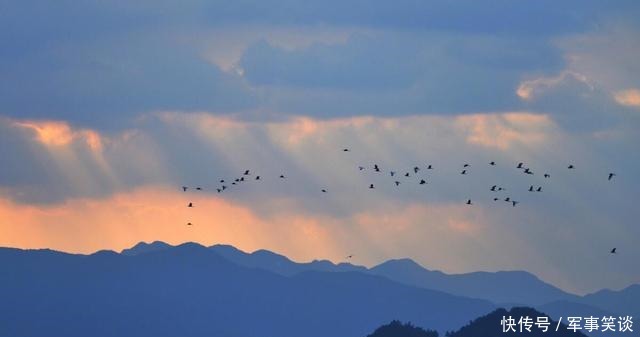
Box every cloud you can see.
[614,89,640,107]
[455,113,556,150]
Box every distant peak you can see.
[374,258,427,270]
[121,241,172,256]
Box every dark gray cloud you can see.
[1,0,639,130]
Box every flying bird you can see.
[529,185,534,192]
[504,197,511,202]
[493,197,499,201]
[568,165,574,169]
[404,172,410,177]
[187,222,193,226]
[182,186,188,192]
[490,161,496,166]
[524,168,533,175]
[346,255,354,259]
[536,186,542,192]
[220,179,225,183]
[188,202,193,208]
[321,189,327,193]
[466,199,472,205]
[374,164,380,172]
[610,248,617,254]
[280,174,286,178]
[544,174,550,178]
[216,188,221,193]
[517,162,524,169]
[358,166,365,171]
[608,173,616,181]
[395,181,400,186]
[414,166,420,173]
[222,185,227,190]
[244,170,250,175]
[427,165,433,170]
[343,148,350,152]
[463,163,470,168]
[255,176,260,180]
[490,185,497,191]
[461,170,467,175]
[419,179,426,185]
[390,171,396,177]
[196,187,202,191]
[369,184,375,189]
[512,201,519,207]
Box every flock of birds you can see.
[181,148,620,255]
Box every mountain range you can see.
[0,241,636,337]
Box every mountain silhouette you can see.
[0,243,495,337]
[366,320,439,337]
[120,241,575,305]
[210,244,367,276]
[121,240,172,256]
[369,258,575,305]
[577,284,640,320]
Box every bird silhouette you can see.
[529,185,534,192]
[343,148,350,152]
[280,174,286,178]
[358,166,365,171]
[463,163,470,168]
[216,188,221,193]
[544,174,550,178]
[346,255,354,259]
[536,186,542,192]
[466,199,472,205]
[493,197,499,201]
[419,179,426,185]
[490,161,496,166]
[222,185,227,190]
[427,165,433,170]
[512,200,519,207]
[568,165,574,169]
[255,176,260,180]
[321,189,327,193]
[524,168,533,175]
[196,187,202,191]
[461,170,467,175]
[517,162,524,169]
[220,179,225,183]
[610,248,617,254]
[244,170,250,175]
[369,184,375,189]
[491,185,497,191]
[188,202,193,208]
[414,166,420,173]
[187,222,193,226]
[404,172,410,177]
[374,164,380,172]
[608,173,616,181]
[504,197,511,202]
[182,186,188,192]
[390,171,396,176]
[240,177,245,182]
[394,181,400,186]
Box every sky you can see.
[1,0,639,295]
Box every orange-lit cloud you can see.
[14,120,104,151]
[455,112,555,150]
[0,186,344,261]
[516,71,592,101]
[613,89,640,107]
